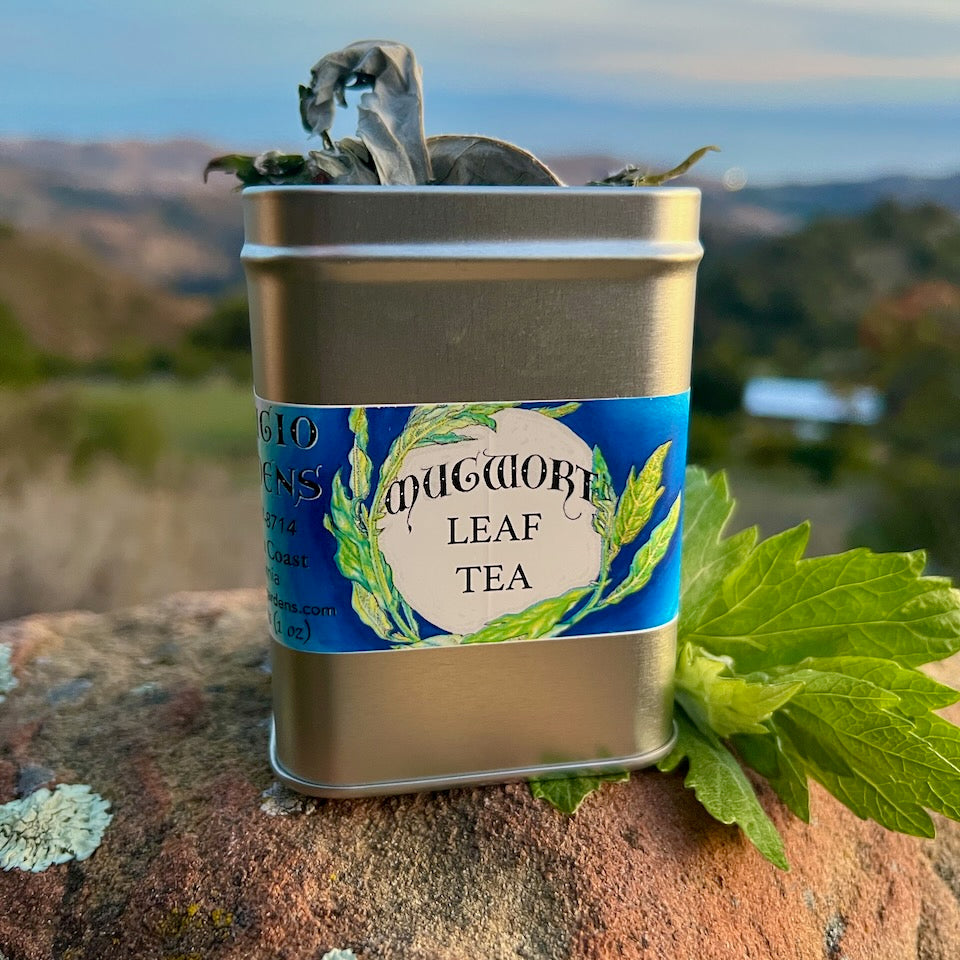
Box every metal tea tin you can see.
[242,185,702,797]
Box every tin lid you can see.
[242,184,701,253]
[243,185,701,404]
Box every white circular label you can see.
[379,408,602,635]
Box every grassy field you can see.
[0,378,263,619]
[0,378,869,619]
[77,377,255,459]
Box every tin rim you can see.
[242,183,701,197]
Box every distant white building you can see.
[743,377,883,441]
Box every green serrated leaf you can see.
[351,582,393,640]
[684,523,960,672]
[767,656,960,716]
[675,643,802,738]
[605,492,682,606]
[769,667,960,836]
[613,441,670,548]
[658,711,789,870]
[461,586,591,644]
[529,768,629,814]
[679,467,757,636]
[732,730,810,822]
[674,467,960,851]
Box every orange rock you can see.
[1,589,959,959]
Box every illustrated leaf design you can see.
[531,402,581,419]
[461,586,592,645]
[412,633,464,647]
[457,410,498,430]
[415,432,473,446]
[604,492,682,606]
[351,582,394,640]
[613,441,670,548]
[590,445,616,539]
[324,459,398,638]
[331,400,680,652]
[323,509,369,585]
[347,407,372,502]
[348,406,368,447]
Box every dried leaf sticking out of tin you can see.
[299,39,432,185]
[206,41,610,188]
[589,145,721,187]
[206,40,717,187]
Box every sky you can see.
[2,0,959,184]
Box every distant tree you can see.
[696,201,960,379]
[0,300,41,386]
[187,296,250,354]
[175,295,251,381]
[854,286,960,575]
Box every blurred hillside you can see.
[3,138,960,297]
[0,140,243,296]
[0,222,207,361]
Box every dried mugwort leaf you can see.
[427,135,562,186]
[590,146,720,186]
[299,39,432,185]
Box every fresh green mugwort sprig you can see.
[532,467,960,871]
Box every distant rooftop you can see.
[743,377,883,425]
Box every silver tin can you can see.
[242,185,701,797]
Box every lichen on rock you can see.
[0,643,16,702]
[259,780,317,817]
[0,783,112,872]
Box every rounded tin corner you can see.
[268,716,678,799]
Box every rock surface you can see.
[1,589,960,959]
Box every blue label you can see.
[258,395,688,652]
